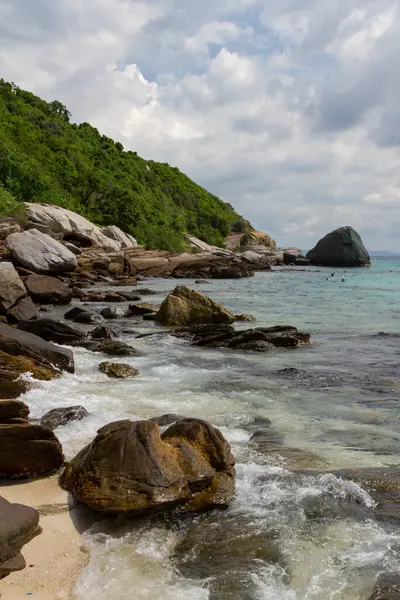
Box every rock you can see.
[142,312,157,321]
[100,306,123,319]
[0,381,31,400]
[235,314,256,322]
[0,216,20,241]
[61,418,235,514]
[0,400,29,423]
[0,262,37,322]
[89,325,114,339]
[0,322,74,374]
[24,203,129,251]
[101,225,138,249]
[128,302,160,316]
[40,406,89,431]
[64,241,82,255]
[149,414,183,427]
[210,265,255,279]
[104,291,126,302]
[24,274,72,304]
[108,262,124,277]
[98,362,139,378]
[135,288,158,295]
[155,286,235,326]
[81,339,141,357]
[225,231,276,252]
[64,306,102,324]
[172,323,235,341]
[17,319,84,346]
[116,291,141,301]
[191,324,310,352]
[0,496,41,579]
[306,226,371,267]
[0,350,61,390]
[114,277,138,286]
[0,421,64,478]
[194,279,210,284]
[5,229,77,274]
[369,572,400,600]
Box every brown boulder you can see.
[0,400,29,423]
[61,418,235,514]
[155,286,235,326]
[0,420,64,478]
[99,362,139,378]
[24,274,72,304]
[128,302,160,316]
[0,496,41,579]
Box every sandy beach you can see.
[0,475,90,600]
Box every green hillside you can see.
[0,79,249,251]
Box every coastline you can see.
[0,476,90,600]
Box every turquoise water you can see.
[21,259,400,600]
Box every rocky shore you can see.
[0,205,387,598]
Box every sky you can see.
[0,0,399,251]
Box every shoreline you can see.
[0,476,91,600]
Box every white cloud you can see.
[0,0,399,250]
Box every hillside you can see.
[0,79,249,251]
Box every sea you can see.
[22,258,400,600]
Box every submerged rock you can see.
[0,496,42,579]
[98,362,139,379]
[81,339,141,357]
[62,418,235,514]
[306,226,371,267]
[155,285,235,326]
[40,406,89,431]
[89,325,114,339]
[369,572,400,600]
[100,306,124,319]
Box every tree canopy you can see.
[0,79,250,251]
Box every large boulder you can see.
[25,203,136,251]
[0,400,29,423]
[0,423,64,478]
[0,496,42,579]
[0,350,58,384]
[24,274,72,304]
[5,229,77,274]
[61,418,235,514]
[0,262,37,322]
[155,286,235,326]
[17,319,84,346]
[0,322,74,374]
[0,217,20,241]
[306,226,371,267]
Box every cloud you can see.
[0,0,399,250]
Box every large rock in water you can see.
[62,418,235,514]
[0,322,74,374]
[0,262,37,322]
[5,229,77,274]
[155,286,235,326]
[0,496,42,579]
[17,318,84,346]
[24,274,72,304]
[306,226,371,267]
[24,203,136,251]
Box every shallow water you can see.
[20,259,400,599]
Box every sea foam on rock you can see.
[62,417,235,514]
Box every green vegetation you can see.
[0,79,249,251]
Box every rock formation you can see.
[0,262,37,322]
[306,226,371,267]
[155,286,235,326]
[24,274,72,304]
[5,228,77,274]
[62,418,235,514]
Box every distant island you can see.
[369,250,400,257]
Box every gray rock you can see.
[0,217,20,241]
[0,262,37,322]
[64,241,82,255]
[102,225,137,249]
[5,229,77,274]
[306,226,371,267]
[64,306,102,324]
[17,318,84,345]
[100,306,123,319]
[40,406,88,430]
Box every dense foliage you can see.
[0,79,249,250]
